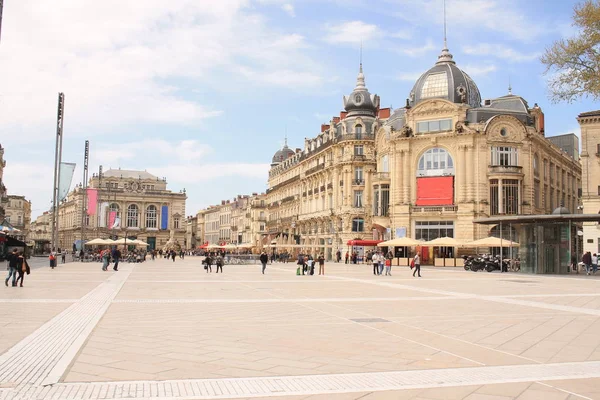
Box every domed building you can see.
[266,63,390,257]
[271,140,296,167]
[371,43,581,268]
[264,41,581,272]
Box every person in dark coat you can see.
[15,252,28,287]
[260,251,269,274]
[112,248,121,271]
[582,251,593,275]
[5,249,18,287]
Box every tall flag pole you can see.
[0,0,4,44]
[51,93,65,251]
[80,140,89,245]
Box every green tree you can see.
[541,0,600,103]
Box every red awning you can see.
[347,240,383,247]
[198,244,209,249]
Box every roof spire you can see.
[508,76,512,95]
[436,0,455,65]
[355,42,366,90]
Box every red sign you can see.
[416,176,454,206]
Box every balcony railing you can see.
[411,205,458,213]
[351,154,367,162]
[305,163,325,176]
[337,133,375,142]
[353,179,365,185]
[374,172,390,181]
[488,165,523,175]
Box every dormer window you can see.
[356,125,363,134]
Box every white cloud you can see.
[396,72,423,81]
[384,0,547,42]
[395,39,437,57]
[282,4,295,17]
[462,64,498,77]
[0,0,326,139]
[462,44,540,63]
[324,21,382,45]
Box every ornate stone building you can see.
[578,110,600,254]
[30,211,52,253]
[266,43,582,261]
[267,65,391,259]
[4,195,31,241]
[57,169,187,251]
[194,193,267,250]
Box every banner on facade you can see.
[99,202,109,227]
[58,162,76,202]
[86,189,98,215]
[110,214,120,229]
[161,206,168,230]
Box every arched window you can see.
[146,205,157,228]
[417,148,454,177]
[109,203,120,218]
[381,155,389,172]
[533,154,539,177]
[355,125,363,134]
[352,218,364,232]
[127,204,138,228]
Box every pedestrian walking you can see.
[260,251,268,274]
[583,251,592,275]
[378,252,384,275]
[215,254,223,273]
[61,251,66,264]
[592,253,598,274]
[336,250,341,263]
[318,253,325,275]
[101,249,111,271]
[372,252,379,275]
[171,250,176,262]
[15,252,29,287]
[5,249,18,287]
[385,251,393,276]
[412,253,421,278]
[204,254,212,273]
[112,248,121,271]
[49,250,57,269]
[345,251,349,264]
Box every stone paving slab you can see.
[28,361,600,399]
[2,259,600,399]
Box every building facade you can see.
[4,195,31,241]
[57,169,187,251]
[578,110,600,254]
[194,193,267,250]
[30,211,52,253]
[267,66,391,259]
[266,44,582,261]
[547,133,579,161]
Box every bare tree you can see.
[541,0,600,103]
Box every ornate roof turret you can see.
[343,63,380,117]
[271,138,295,166]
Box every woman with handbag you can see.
[16,252,28,287]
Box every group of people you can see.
[370,251,394,276]
[101,248,122,271]
[5,249,30,287]
[581,251,598,275]
[293,253,325,275]
[202,252,224,273]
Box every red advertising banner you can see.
[86,189,98,215]
[416,176,454,206]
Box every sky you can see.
[0,0,597,219]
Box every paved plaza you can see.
[1,258,600,399]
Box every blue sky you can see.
[0,0,595,219]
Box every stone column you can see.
[396,151,404,205]
[498,179,503,214]
[459,146,466,203]
[465,146,472,202]
[365,169,371,207]
[403,151,410,204]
